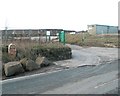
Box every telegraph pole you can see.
[5,18,8,45]
[5,25,8,45]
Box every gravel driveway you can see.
[54,44,118,68]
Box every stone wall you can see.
[2,44,72,63]
[30,47,72,61]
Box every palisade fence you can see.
[1,29,63,46]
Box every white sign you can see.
[70,32,75,34]
[56,33,59,36]
[46,31,50,36]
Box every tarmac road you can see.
[2,59,118,94]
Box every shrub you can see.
[2,42,72,63]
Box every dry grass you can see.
[2,40,71,63]
[66,33,119,47]
[4,39,67,50]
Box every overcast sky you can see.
[0,0,119,31]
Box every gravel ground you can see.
[55,44,118,68]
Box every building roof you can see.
[88,24,118,28]
[0,29,64,31]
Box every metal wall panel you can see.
[96,25,107,34]
[108,26,118,34]
[96,25,118,34]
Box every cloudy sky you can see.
[0,0,119,31]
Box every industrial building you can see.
[1,29,76,42]
[1,29,64,40]
[87,24,118,35]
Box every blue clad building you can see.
[88,24,118,35]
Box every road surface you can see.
[2,59,119,94]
